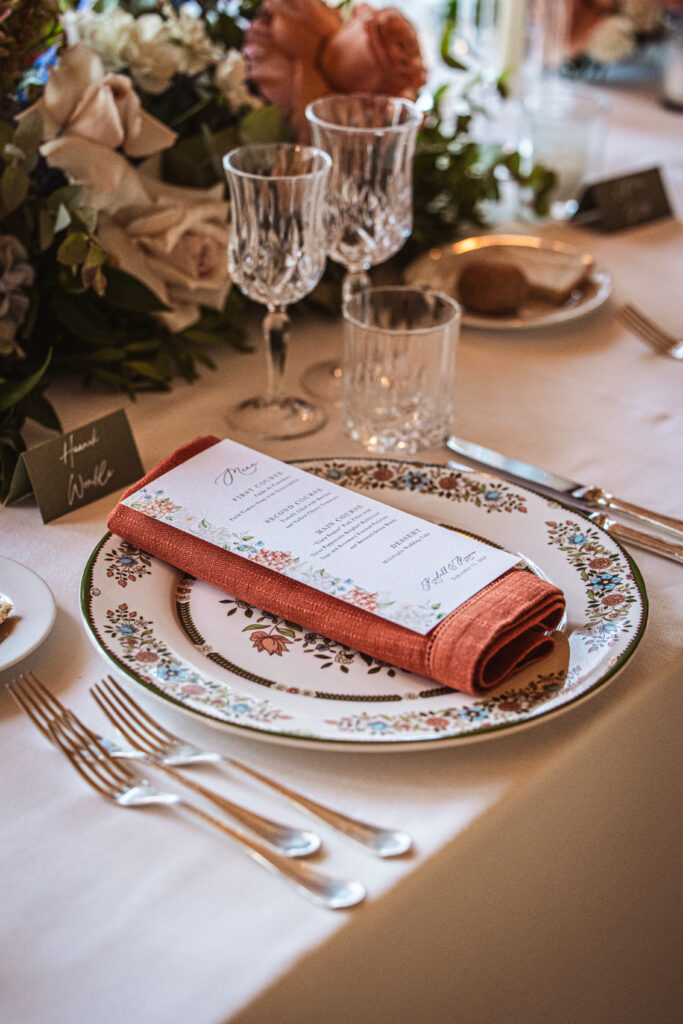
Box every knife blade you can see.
[446,435,683,540]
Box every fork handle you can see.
[224,758,412,858]
[176,799,365,909]
[143,759,320,858]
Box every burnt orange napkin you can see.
[107,436,565,695]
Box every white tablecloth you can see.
[2,85,682,1024]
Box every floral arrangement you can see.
[566,0,679,71]
[0,0,552,502]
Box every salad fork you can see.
[10,673,319,857]
[7,675,365,910]
[618,303,683,360]
[91,675,413,858]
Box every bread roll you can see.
[457,258,529,315]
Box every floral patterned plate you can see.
[81,458,647,750]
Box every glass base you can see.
[226,395,327,440]
[301,359,343,402]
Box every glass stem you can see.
[263,306,290,405]
[342,268,371,306]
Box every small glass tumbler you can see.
[342,287,461,455]
[521,83,610,221]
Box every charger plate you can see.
[81,457,647,751]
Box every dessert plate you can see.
[403,234,612,330]
[0,556,56,672]
[81,458,646,750]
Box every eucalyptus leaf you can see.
[239,106,284,145]
[57,231,90,267]
[13,110,43,160]
[1,164,29,214]
[103,268,168,313]
[0,350,52,414]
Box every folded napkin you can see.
[107,437,566,695]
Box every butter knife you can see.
[446,435,683,540]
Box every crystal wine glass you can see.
[222,143,331,439]
[303,94,422,399]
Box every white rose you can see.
[61,9,136,70]
[170,7,224,75]
[587,16,636,63]
[97,178,232,333]
[215,50,262,109]
[18,43,176,157]
[121,13,184,94]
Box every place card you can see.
[572,167,672,232]
[122,438,519,635]
[9,410,144,522]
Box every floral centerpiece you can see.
[0,0,552,502]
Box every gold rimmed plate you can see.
[403,234,612,330]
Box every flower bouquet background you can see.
[0,0,553,502]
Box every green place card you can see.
[572,167,672,232]
[8,410,144,522]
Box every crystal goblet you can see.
[222,143,331,439]
[303,94,422,400]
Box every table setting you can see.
[2,2,682,1023]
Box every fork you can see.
[7,676,365,910]
[618,303,683,360]
[91,675,413,858]
[11,673,319,858]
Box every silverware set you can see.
[8,673,414,910]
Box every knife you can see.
[446,439,683,565]
[446,435,683,540]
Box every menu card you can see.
[122,439,519,635]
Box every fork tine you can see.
[619,305,674,353]
[104,675,177,745]
[9,674,134,789]
[91,680,168,755]
[622,303,678,346]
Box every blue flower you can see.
[484,489,500,501]
[156,665,188,681]
[403,472,429,490]
[368,720,389,731]
[326,469,343,480]
[569,532,586,545]
[118,624,137,635]
[117,555,134,566]
[590,573,621,592]
[304,632,318,643]
[230,702,251,714]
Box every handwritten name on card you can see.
[13,410,143,522]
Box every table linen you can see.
[1,83,682,1024]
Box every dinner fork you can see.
[10,673,320,857]
[7,676,365,910]
[618,303,683,360]
[91,675,413,858]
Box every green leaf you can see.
[1,164,29,213]
[239,106,284,145]
[45,185,83,211]
[38,209,56,252]
[57,231,90,267]
[13,110,43,160]
[103,268,168,313]
[0,350,52,414]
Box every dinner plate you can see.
[80,458,646,751]
[403,234,612,330]
[0,555,56,672]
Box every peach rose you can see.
[244,0,426,139]
[321,4,427,96]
